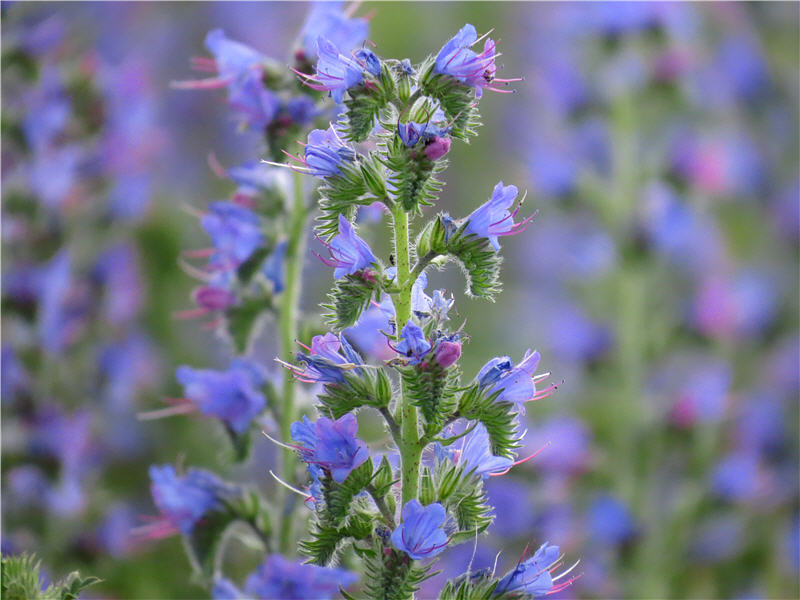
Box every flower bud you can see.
[434,339,461,368]
[193,286,236,311]
[424,136,451,161]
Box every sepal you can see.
[300,503,374,566]
[457,384,521,459]
[420,462,493,544]
[315,364,393,418]
[342,63,397,143]
[359,534,439,600]
[445,219,503,300]
[439,571,519,600]
[316,162,371,239]
[323,270,383,331]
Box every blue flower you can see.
[290,413,369,483]
[494,542,561,596]
[176,361,266,434]
[303,125,356,178]
[299,1,368,59]
[397,107,450,148]
[291,332,363,384]
[447,423,513,478]
[243,554,358,599]
[319,214,377,279]
[203,30,280,128]
[434,24,516,97]
[354,47,381,77]
[391,499,448,560]
[310,36,365,103]
[464,182,530,251]
[202,201,263,266]
[37,250,85,354]
[394,321,432,365]
[262,240,287,293]
[476,350,553,411]
[588,494,636,545]
[212,578,244,600]
[149,465,234,535]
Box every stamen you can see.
[170,76,233,90]
[137,403,197,421]
[262,431,302,452]
[207,152,227,177]
[269,470,312,499]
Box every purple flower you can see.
[495,542,567,596]
[149,465,235,535]
[203,29,279,128]
[304,36,365,103]
[28,145,83,209]
[588,494,636,545]
[391,499,448,560]
[202,202,264,266]
[394,321,432,365]
[344,306,394,361]
[318,214,377,279]
[711,452,764,503]
[299,1,368,59]
[434,24,516,97]
[262,240,287,293]
[303,125,357,178]
[290,413,369,483]
[444,423,513,478]
[397,106,452,153]
[37,250,85,354]
[176,360,267,434]
[476,350,554,412]
[289,332,363,384]
[243,554,358,599]
[93,243,143,324]
[464,182,531,251]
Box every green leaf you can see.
[1,553,101,600]
[225,296,271,354]
[235,246,270,284]
[183,508,238,581]
[322,271,382,331]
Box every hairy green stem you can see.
[391,205,422,505]
[278,170,309,554]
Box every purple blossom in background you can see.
[711,452,765,503]
[290,413,369,483]
[37,250,85,354]
[392,499,448,560]
[202,201,264,267]
[203,29,279,128]
[299,1,368,59]
[28,145,83,209]
[588,494,636,545]
[176,360,266,434]
[394,321,432,365]
[93,243,143,324]
[243,554,358,599]
[344,306,394,360]
[149,465,233,535]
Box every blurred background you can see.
[2,2,798,598]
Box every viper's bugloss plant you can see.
[145,5,576,599]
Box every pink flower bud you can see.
[424,136,451,161]
[193,286,235,311]
[434,339,461,368]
